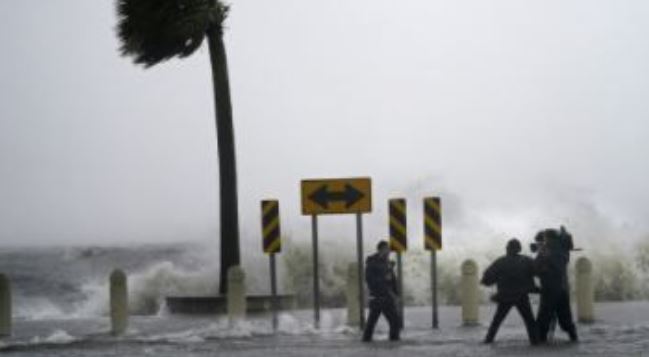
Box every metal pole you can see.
[355,213,366,329]
[432,250,439,329]
[270,253,278,332]
[396,252,404,329]
[311,214,320,328]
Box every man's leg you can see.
[381,299,401,341]
[515,296,540,345]
[484,303,512,343]
[362,300,382,342]
[536,292,557,343]
[547,314,557,342]
[555,290,578,342]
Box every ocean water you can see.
[0,244,648,356]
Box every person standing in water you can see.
[534,228,578,343]
[481,238,540,345]
[362,240,400,342]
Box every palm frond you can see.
[117,0,229,67]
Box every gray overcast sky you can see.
[1,0,648,249]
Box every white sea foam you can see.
[15,298,67,321]
[134,311,355,345]
[30,330,77,345]
[141,329,206,344]
[278,313,316,335]
[73,260,220,317]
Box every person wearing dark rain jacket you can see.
[481,238,540,345]
[534,228,578,343]
[362,240,400,342]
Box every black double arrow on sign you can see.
[308,184,365,209]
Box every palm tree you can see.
[116,0,240,294]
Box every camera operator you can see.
[533,227,578,343]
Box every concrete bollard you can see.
[346,262,360,327]
[575,257,594,323]
[461,259,480,326]
[227,266,246,325]
[0,274,11,337]
[110,269,128,336]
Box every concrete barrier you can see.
[0,274,10,337]
[461,259,480,326]
[575,257,594,323]
[110,269,128,336]
[227,266,246,325]
[346,262,360,327]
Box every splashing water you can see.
[0,237,648,321]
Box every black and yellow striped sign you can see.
[261,200,281,254]
[389,199,407,252]
[424,197,442,250]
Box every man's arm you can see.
[481,259,501,286]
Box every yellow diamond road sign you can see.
[301,177,372,215]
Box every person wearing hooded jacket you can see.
[481,238,540,345]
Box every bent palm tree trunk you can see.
[207,25,241,295]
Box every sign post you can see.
[311,214,320,328]
[424,197,442,329]
[301,177,372,330]
[430,249,438,329]
[261,200,281,332]
[389,198,407,328]
[355,213,366,328]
